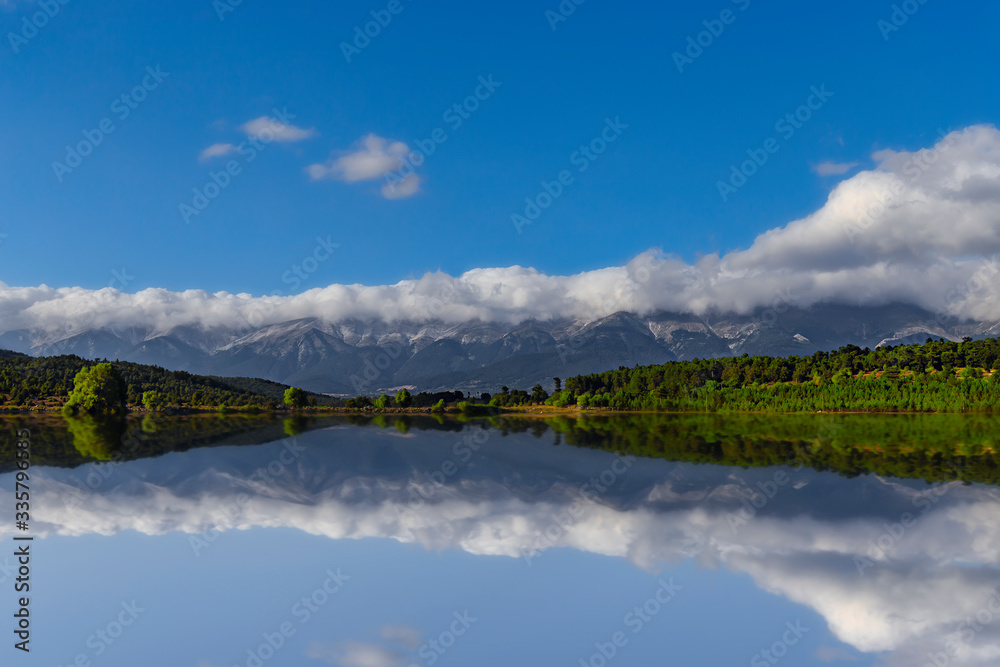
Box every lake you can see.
[2,413,999,666]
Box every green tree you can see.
[142,390,165,412]
[284,416,308,436]
[394,388,412,408]
[63,363,127,415]
[283,386,308,409]
[960,366,982,380]
[64,414,126,460]
[374,393,391,410]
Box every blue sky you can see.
[2,0,998,297]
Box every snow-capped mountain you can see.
[2,304,998,394]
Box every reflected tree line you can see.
[3,411,999,486]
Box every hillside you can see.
[0,352,333,409]
[552,337,1000,412]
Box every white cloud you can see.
[307,134,421,199]
[3,125,1000,335]
[380,172,420,199]
[380,625,422,650]
[305,641,403,667]
[198,143,237,162]
[8,431,1000,666]
[240,116,317,143]
[812,160,860,176]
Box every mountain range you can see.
[2,303,998,395]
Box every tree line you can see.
[549,337,1000,412]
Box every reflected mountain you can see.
[3,420,1000,664]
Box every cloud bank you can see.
[7,426,1000,665]
[4,125,1000,336]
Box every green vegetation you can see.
[0,353,336,410]
[6,336,1000,415]
[283,386,308,409]
[5,412,1000,487]
[142,390,164,412]
[63,363,127,416]
[394,388,412,408]
[553,337,1000,413]
[523,413,1000,486]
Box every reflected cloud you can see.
[3,426,1000,664]
[306,641,404,667]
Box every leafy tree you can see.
[374,394,391,410]
[142,390,165,412]
[345,396,373,409]
[394,388,412,408]
[63,363,127,415]
[284,386,308,409]
[64,414,126,460]
[960,366,982,380]
[283,416,307,436]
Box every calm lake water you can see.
[2,414,999,666]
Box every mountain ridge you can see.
[2,303,996,394]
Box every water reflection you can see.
[2,415,1000,664]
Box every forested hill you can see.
[0,351,332,409]
[553,337,1000,412]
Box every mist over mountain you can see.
[2,303,997,394]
